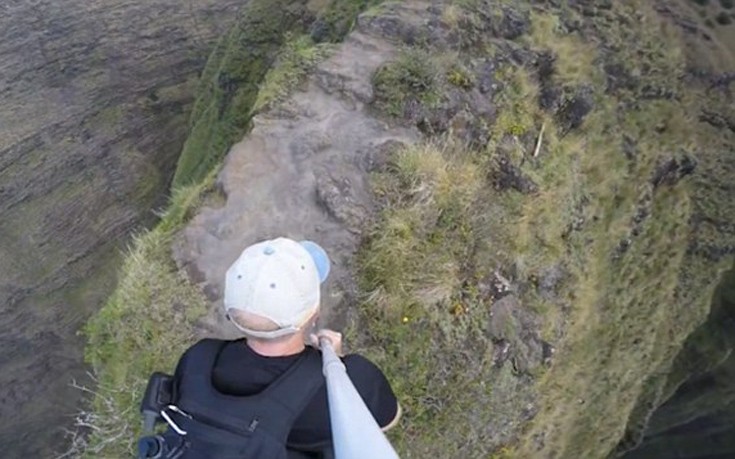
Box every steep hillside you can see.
[82,0,734,458]
[0,0,242,456]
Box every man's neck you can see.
[247,335,305,357]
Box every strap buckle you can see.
[160,405,191,435]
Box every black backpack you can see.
[139,339,324,459]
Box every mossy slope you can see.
[354,1,735,457]
[171,0,313,188]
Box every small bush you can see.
[715,11,733,24]
[373,49,441,116]
[310,0,383,43]
[720,0,734,9]
[446,66,475,89]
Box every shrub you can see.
[715,11,733,24]
[446,66,475,89]
[372,49,441,116]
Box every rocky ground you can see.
[173,7,423,339]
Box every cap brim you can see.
[300,241,330,283]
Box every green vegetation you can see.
[372,48,442,116]
[171,0,312,189]
[525,11,602,87]
[446,65,475,89]
[491,67,542,139]
[309,0,383,43]
[716,11,733,24]
[352,1,734,457]
[252,34,334,113]
[352,141,501,456]
[372,49,479,117]
[79,172,216,457]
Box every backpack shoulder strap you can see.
[172,339,226,401]
[254,347,324,441]
[181,338,226,372]
[173,340,323,443]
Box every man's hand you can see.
[310,329,344,356]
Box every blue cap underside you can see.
[300,240,330,283]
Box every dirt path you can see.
[174,5,426,338]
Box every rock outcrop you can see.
[173,5,421,336]
[172,1,735,457]
[0,1,241,455]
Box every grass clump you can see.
[446,65,475,89]
[491,66,543,140]
[716,11,733,24]
[526,11,601,87]
[310,0,383,43]
[355,2,734,457]
[252,34,334,113]
[171,0,312,189]
[77,172,217,458]
[354,141,501,457]
[373,49,442,116]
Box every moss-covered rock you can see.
[310,0,383,43]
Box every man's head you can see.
[223,238,330,340]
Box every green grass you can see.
[171,0,313,189]
[352,2,733,457]
[80,171,217,458]
[352,141,502,457]
[252,34,334,113]
[372,48,443,116]
[309,0,383,43]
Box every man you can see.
[169,237,400,458]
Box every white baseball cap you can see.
[224,238,330,339]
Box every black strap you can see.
[175,339,324,442]
[254,347,324,441]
